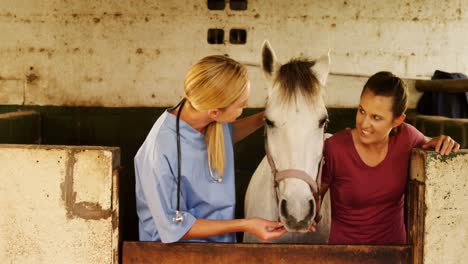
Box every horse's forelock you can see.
[274,58,320,105]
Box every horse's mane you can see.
[274,58,320,105]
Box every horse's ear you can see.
[311,51,331,86]
[261,40,279,79]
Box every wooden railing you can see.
[122,242,411,264]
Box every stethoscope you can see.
[173,98,186,224]
[172,98,222,224]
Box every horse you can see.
[244,41,331,243]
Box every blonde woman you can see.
[135,55,286,243]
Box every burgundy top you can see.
[322,123,426,244]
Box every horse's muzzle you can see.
[280,199,316,232]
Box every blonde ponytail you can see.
[205,122,225,178]
[184,55,248,179]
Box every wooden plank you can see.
[407,149,427,264]
[409,149,427,183]
[415,79,468,93]
[123,242,411,264]
[406,180,425,264]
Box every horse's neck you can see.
[245,157,279,220]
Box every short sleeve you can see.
[321,138,335,185]
[403,123,427,148]
[135,150,196,243]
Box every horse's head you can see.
[261,40,330,232]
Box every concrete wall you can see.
[1,0,467,107]
[410,149,468,264]
[0,144,120,264]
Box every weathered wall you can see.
[1,0,467,107]
[0,144,120,264]
[410,149,468,264]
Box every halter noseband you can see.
[264,127,324,223]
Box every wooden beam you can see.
[407,149,428,264]
[123,242,411,264]
[407,179,425,264]
[415,79,468,93]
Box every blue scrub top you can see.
[135,109,236,243]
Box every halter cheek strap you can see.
[264,127,325,223]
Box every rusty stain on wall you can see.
[61,150,112,220]
[26,73,39,84]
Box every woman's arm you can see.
[422,135,461,155]
[182,217,286,241]
[233,111,265,143]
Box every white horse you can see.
[244,41,331,243]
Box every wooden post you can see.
[407,148,427,264]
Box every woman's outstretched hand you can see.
[245,218,287,242]
[422,135,460,155]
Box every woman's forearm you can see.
[181,218,249,240]
[233,111,265,143]
[181,217,286,242]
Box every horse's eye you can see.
[265,118,275,127]
[319,117,329,129]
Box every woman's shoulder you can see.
[393,122,422,141]
[393,122,426,148]
[147,112,175,141]
[325,128,352,149]
[136,113,176,159]
[399,122,419,134]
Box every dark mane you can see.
[274,58,320,104]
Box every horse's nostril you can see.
[309,199,315,215]
[280,199,288,217]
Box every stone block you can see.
[410,149,468,264]
[0,145,120,264]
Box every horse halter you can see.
[264,127,325,223]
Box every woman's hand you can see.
[422,135,460,155]
[308,220,317,232]
[245,218,287,241]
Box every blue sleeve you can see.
[135,148,196,243]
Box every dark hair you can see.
[361,71,408,118]
[275,58,320,105]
